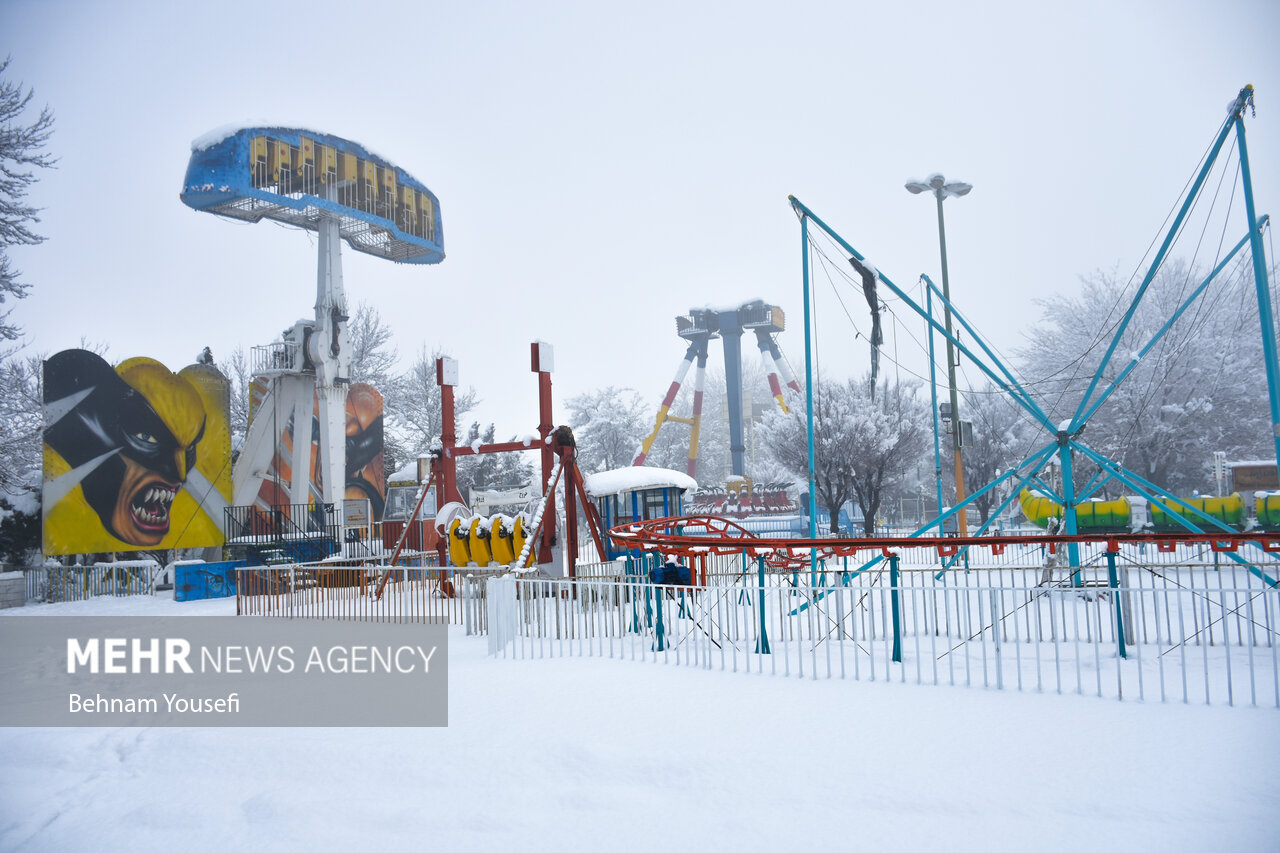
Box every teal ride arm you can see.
[1070,87,1256,432]
[1072,228,1257,430]
[1071,441,1278,588]
[789,197,1054,433]
[920,274,1052,431]
[1234,94,1280,468]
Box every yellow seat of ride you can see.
[512,515,529,564]
[1258,493,1280,530]
[1019,489,1062,529]
[490,515,516,564]
[1150,493,1244,530]
[469,517,493,565]
[1018,489,1129,530]
[448,517,472,567]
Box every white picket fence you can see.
[480,561,1280,708]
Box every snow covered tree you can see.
[0,59,54,498]
[1017,260,1272,494]
[758,375,928,535]
[383,345,479,471]
[224,345,252,458]
[346,300,397,389]
[958,384,1036,526]
[0,353,42,493]
[565,386,649,474]
[455,422,536,500]
[0,57,55,342]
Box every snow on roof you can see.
[584,467,698,498]
[190,123,392,165]
[691,298,767,314]
[388,462,420,484]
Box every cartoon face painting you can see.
[43,350,229,553]
[344,383,386,519]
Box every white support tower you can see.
[232,196,350,511]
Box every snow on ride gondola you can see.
[180,125,444,264]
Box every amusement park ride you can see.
[637,84,1280,587]
[181,127,606,575]
[182,127,444,518]
[153,85,1278,592]
[633,299,801,479]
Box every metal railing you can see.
[235,560,503,629]
[250,341,301,375]
[31,561,157,603]
[224,503,341,561]
[575,533,1280,577]
[482,561,1280,708]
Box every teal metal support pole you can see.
[1074,230,1256,429]
[936,449,1060,577]
[644,554,654,629]
[653,581,666,652]
[788,197,1053,432]
[755,554,771,654]
[926,285,947,537]
[921,275,1051,428]
[1057,436,1083,587]
[799,207,818,576]
[890,553,902,663]
[1071,440,1279,588]
[626,553,640,632]
[1233,100,1280,467]
[1105,549,1127,660]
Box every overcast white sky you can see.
[3,0,1278,436]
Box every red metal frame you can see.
[430,342,607,576]
[606,515,1280,575]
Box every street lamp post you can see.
[907,173,971,537]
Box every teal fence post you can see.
[1105,548,1127,660]
[626,553,640,633]
[644,554,654,630]
[755,554,771,654]
[653,575,667,652]
[890,553,902,663]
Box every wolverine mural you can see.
[246,380,386,522]
[42,350,232,555]
[345,383,386,520]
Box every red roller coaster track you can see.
[607,515,1280,573]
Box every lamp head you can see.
[906,173,972,198]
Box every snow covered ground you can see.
[1,593,1277,852]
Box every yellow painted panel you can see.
[269,139,290,179]
[319,144,336,181]
[298,136,315,172]
[339,151,358,182]
[421,192,435,237]
[401,186,416,223]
